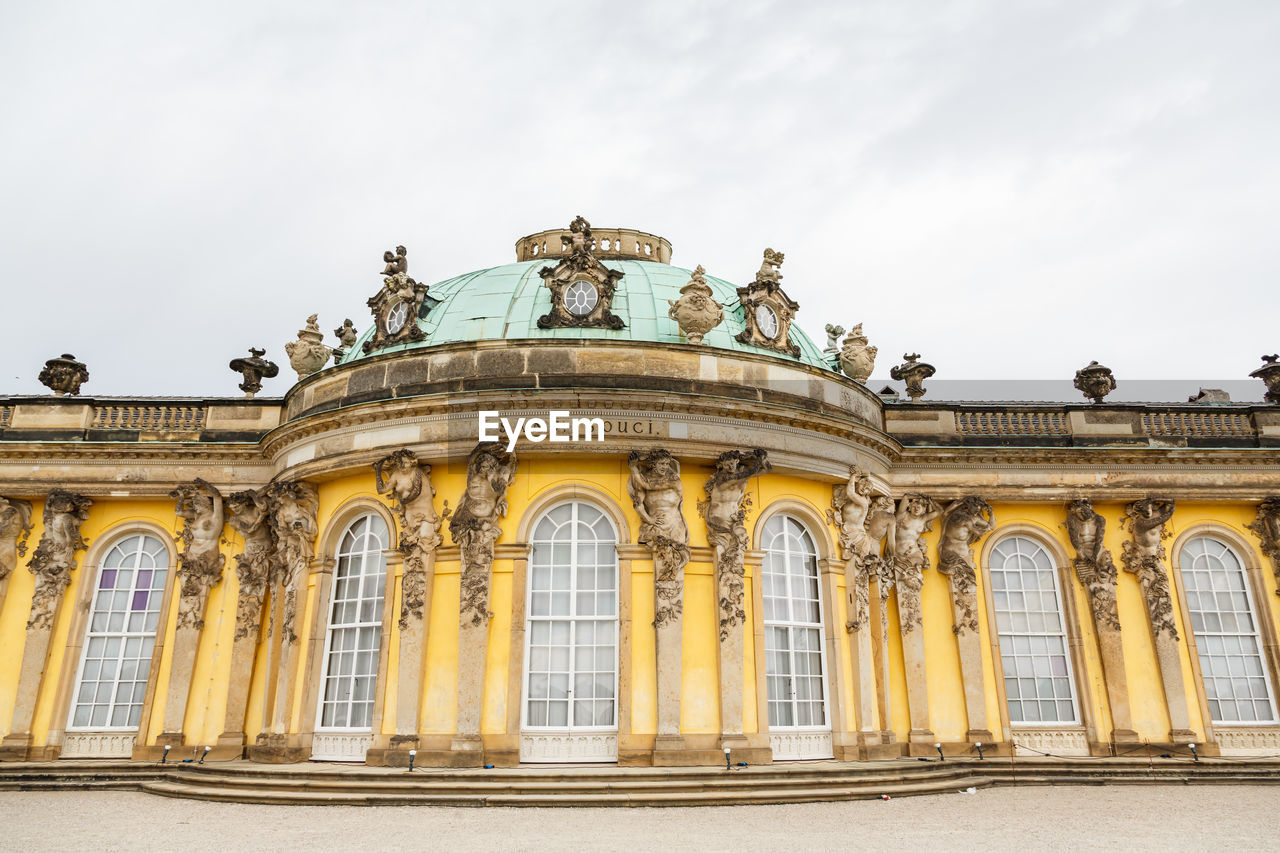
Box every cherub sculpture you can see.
[755,248,784,284]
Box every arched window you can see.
[68,533,169,731]
[989,535,1079,725]
[521,501,619,762]
[761,513,832,759]
[316,514,389,736]
[1178,536,1277,724]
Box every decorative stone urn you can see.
[837,324,877,383]
[1250,354,1280,404]
[228,348,279,398]
[889,353,935,401]
[1074,360,1117,404]
[283,315,331,379]
[38,354,89,396]
[667,265,723,344]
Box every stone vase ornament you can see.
[1074,360,1117,403]
[838,324,878,383]
[38,354,89,396]
[667,265,724,344]
[1250,354,1280,404]
[284,315,331,379]
[228,348,279,398]
[889,353,934,401]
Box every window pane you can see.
[762,515,829,733]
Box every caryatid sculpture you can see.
[937,497,996,635]
[450,443,517,627]
[628,449,691,627]
[0,497,33,584]
[265,480,320,642]
[892,494,942,632]
[1121,498,1178,639]
[225,488,277,641]
[375,449,443,628]
[170,479,226,630]
[829,467,877,632]
[701,449,770,639]
[1246,498,1280,591]
[1066,499,1120,631]
[26,490,92,629]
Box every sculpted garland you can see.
[700,449,770,640]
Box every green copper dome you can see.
[339,259,834,370]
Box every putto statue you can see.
[0,497,34,585]
[365,245,430,354]
[38,354,89,397]
[1074,360,1117,404]
[890,353,935,401]
[284,314,331,379]
[450,443,517,626]
[1066,499,1120,630]
[1247,497,1280,590]
[823,324,845,353]
[563,215,593,258]
[228,347,279,398]
[700,449,770,639]
[892,494,942,631]
[628,449,690,626]
[380,245,409,278]
[375,449,443,627]
[333,319,359,355]
[755,248,784,284]
[226,488,277,640]
[837,324,878,384]
[1121,498,1178,639]
[27,490,92,630]
[668,265,724,345]
[170,479,226,630]
[937,497,996,635]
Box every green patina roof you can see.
[340,260,835,370]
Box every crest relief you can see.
[536,216,626,330]
[735,248,801,358]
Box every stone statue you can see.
[1250,355,1280,405]
[865,493,898,630]
[380,245,409,278]
[892,494,941,631]
[628,449,690,627]
[170,479,226,630]
[26,490,92,629]
[823,324,845,353]
[1066,499,1120,630]
[1074,361,1117,404]
[450,443,517,627]
[539,216,626,330]
[0,497,33,584]
[700,449,770,639]
[937,497,996,635]
[1246,497,1280,593]
[667,265,724,345]
[562,216,593,257]
[284,314,331,378]
[828,467,878,631]
[265,481,319,642]
[334,319,359,351]
[1121,498,1178,639]
[838,324,878,384]
[890,353,935,401]
[38,354,89,396]
[228,347,279,397]
[755,248,784,284]
[226,488,277,640]
[375,449,443,628]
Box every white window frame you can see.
[520,501,620,737]
[314,513,389,735]
[988,534,1082,727]
[1177,535,1278,726]
[760,514,832,735]
[66,533,169,733]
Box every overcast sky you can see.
[2,1,1277,401]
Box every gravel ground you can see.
[2,785,1276,852]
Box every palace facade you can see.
[2,220,1279,768]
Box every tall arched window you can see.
[314,513,389,756]
[1178,536,1276,724]
[989,535,1079,725]
[521,501,619,762]
[761,513,832,760]
[68,533,169,733]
